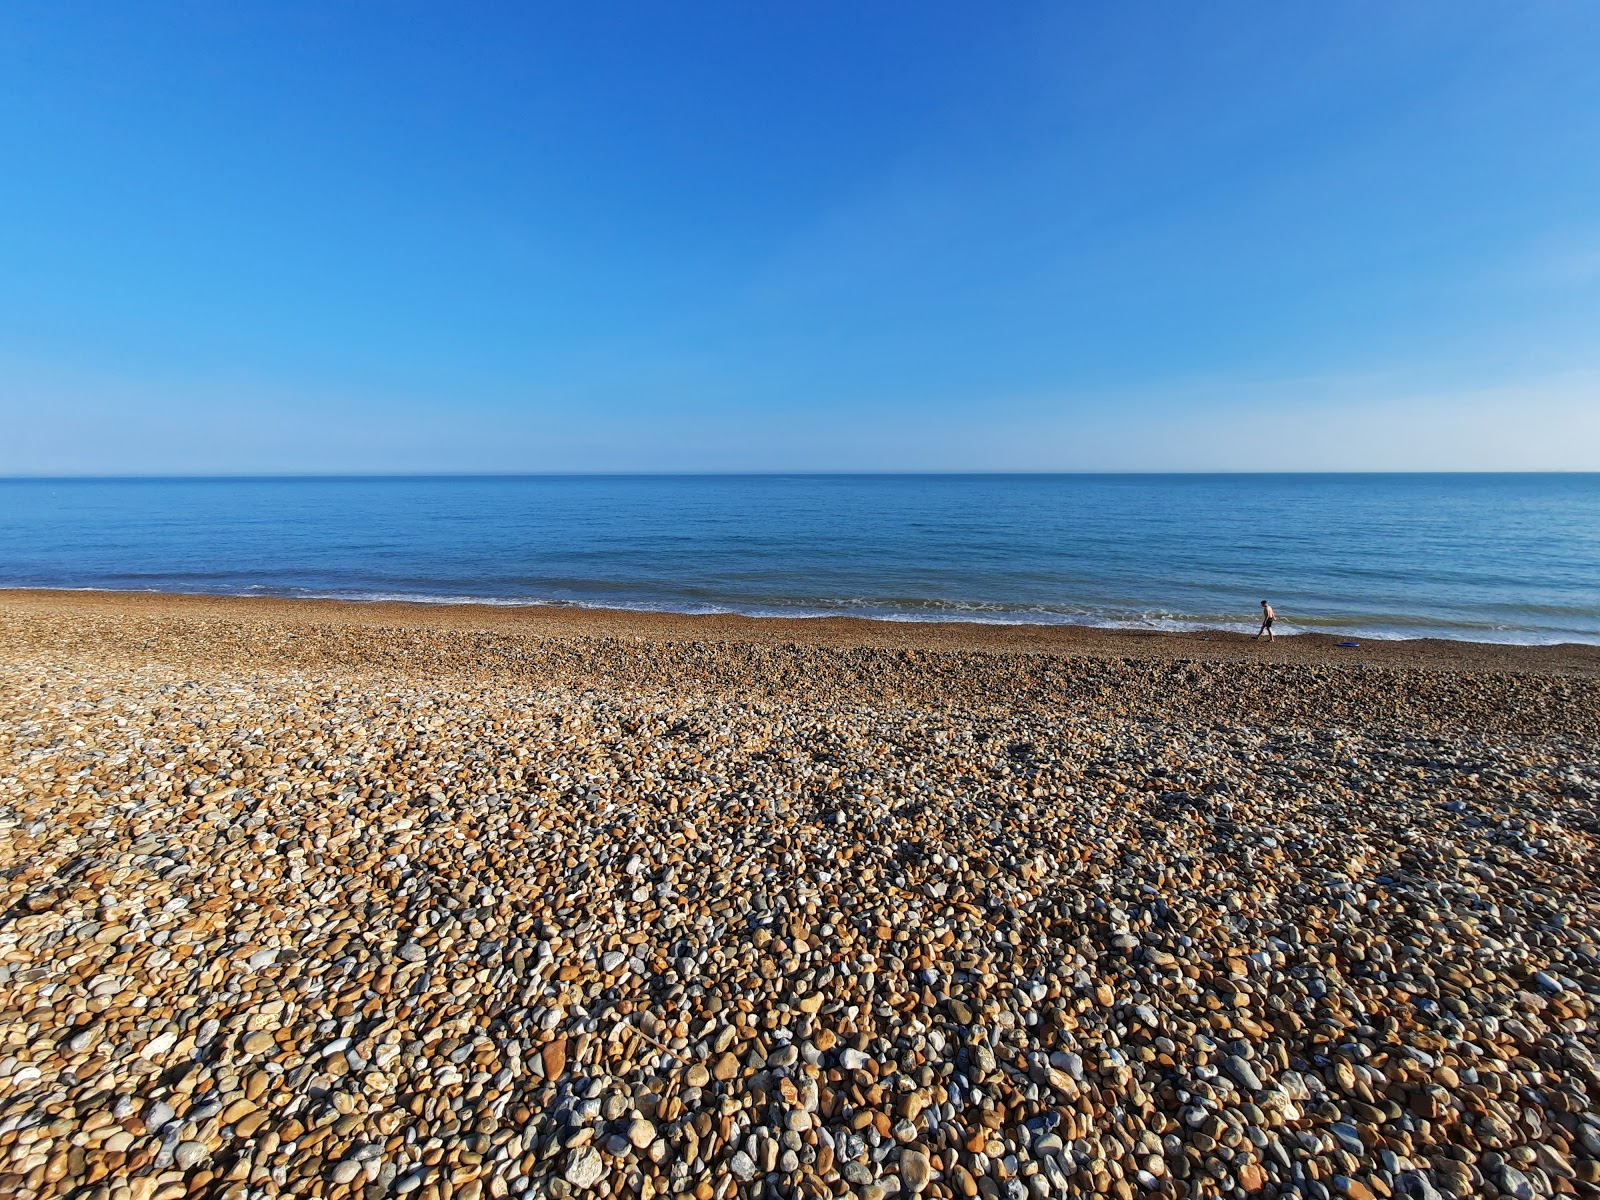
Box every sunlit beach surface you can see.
[1,590,1596,1200]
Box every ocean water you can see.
[1,474,1597,645]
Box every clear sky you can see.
[3,2,1598,473]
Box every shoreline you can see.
[4,586,1599,676]
[5,585,1598,747]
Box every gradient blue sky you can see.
[3,2,1598,472]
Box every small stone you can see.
[1223,1054,1263,1091]
[1032,1133,1064,1158]
[1330,1123,1364,1155]
[900,1149,932,1194]
[1499,1167,1535,1200]
[1394,1172,1444,1200]
[1435,1161,1473,1197]
[330,1160,362,1184]
[564,1146,605,1190]
[1051,1051,1083,1080]
[1533,1145,1575,1180]
[542,1037,568,1080]
[173,1142,208,1170]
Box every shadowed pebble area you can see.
[1,603,1598,1200]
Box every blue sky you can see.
[2,2,1598,472]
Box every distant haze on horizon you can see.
[3,3,1599,474]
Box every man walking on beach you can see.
[1256,600,1276,641]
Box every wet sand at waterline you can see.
[1,589,1597,1200]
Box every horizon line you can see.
[4,469,1599,482]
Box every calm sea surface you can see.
[1,474,1596,645]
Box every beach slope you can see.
[1,591,1597,1200]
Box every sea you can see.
[1,474,1597,645]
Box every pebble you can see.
[1223,1053,1262,1091]
[563,1146,604,1189]
[728,1150,758,1181]
[329,1159,362,1184]
[172,1141,207,1170]
[0,603,1597,1200]
[1500,1166,1536,1200]
[900,1148,932,1193]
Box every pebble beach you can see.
[1,592,1598,1200]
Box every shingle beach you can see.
[2,593,1598,1200]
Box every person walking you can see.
[1255,600,1276,641]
